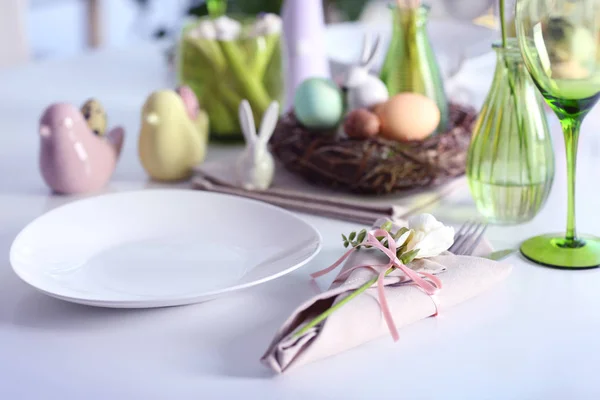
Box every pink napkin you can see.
[261,223,512,373]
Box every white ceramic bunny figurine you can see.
[344,32,389,111]
[236,100,279,190]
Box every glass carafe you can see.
[466,39,554,224]
[380,4,449,133]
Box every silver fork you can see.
[448,220,488,256]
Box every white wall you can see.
[24,0,498,62]
[0,0,30,68]
[27,0,188,61]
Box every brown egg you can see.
[375,93,440,142]
[344,108,381,139]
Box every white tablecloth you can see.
[1,40,600,399]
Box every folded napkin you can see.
[261,220,512,373]
[193,161,465,225]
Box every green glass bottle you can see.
[380,4,448,133]
[466,39,554,224]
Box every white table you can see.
[2,41,600,400]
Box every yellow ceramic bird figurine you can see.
[138,88,209,181]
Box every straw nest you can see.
[269,103,477,195]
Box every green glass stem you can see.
[499,0,507,48]
[293,267,392,339]
[560,117,583,247]
[515,0,600,269]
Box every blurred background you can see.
[0,0,503,69]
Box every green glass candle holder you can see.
[466,39,555,225]
[177,16,283,142]
[380,4,449,133]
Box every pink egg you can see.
[176,85,200,120]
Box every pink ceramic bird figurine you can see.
[39,103,125,194]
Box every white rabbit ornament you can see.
[236,100,279,190]
[345,32,390,111]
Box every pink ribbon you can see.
[311,229,442,341]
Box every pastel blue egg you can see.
[293,78,343,129]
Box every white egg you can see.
[346,76,389,111]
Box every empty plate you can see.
[10,190,322,308]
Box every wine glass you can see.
[516,0,600,268]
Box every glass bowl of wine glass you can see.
[516,0,600,268]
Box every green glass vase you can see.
[466,39,554,224]
[177,16,283,142]
[380,4,448,133]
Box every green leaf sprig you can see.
[294,223,420,338]
[342,221,414,258]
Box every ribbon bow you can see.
[311,228,442,341]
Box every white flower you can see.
[395,230,411,248]
[188,20,217,40]
[213,16,242,41]
[372,218,411,247]
[405,214,454,259]
[249,13,282,37]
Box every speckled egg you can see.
[81,98,107,136]
[293,78,344,129]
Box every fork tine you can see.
[454,221,470,239]
[448,221,472,253]
[463,223,488,256]
[450,221,477,254]
[454,223,479,255]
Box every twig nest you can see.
[344,108,380,139]
[374,93,441,141]
[269,103,477,195]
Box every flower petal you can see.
[408,213,443,233]
[413,226,455,258]
[395,230,412,247]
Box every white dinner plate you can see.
[10,190,322,308]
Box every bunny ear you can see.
[238,100,257,144]
[257,101,280,145]
[361,32,381,70]
[360,32,374,65]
